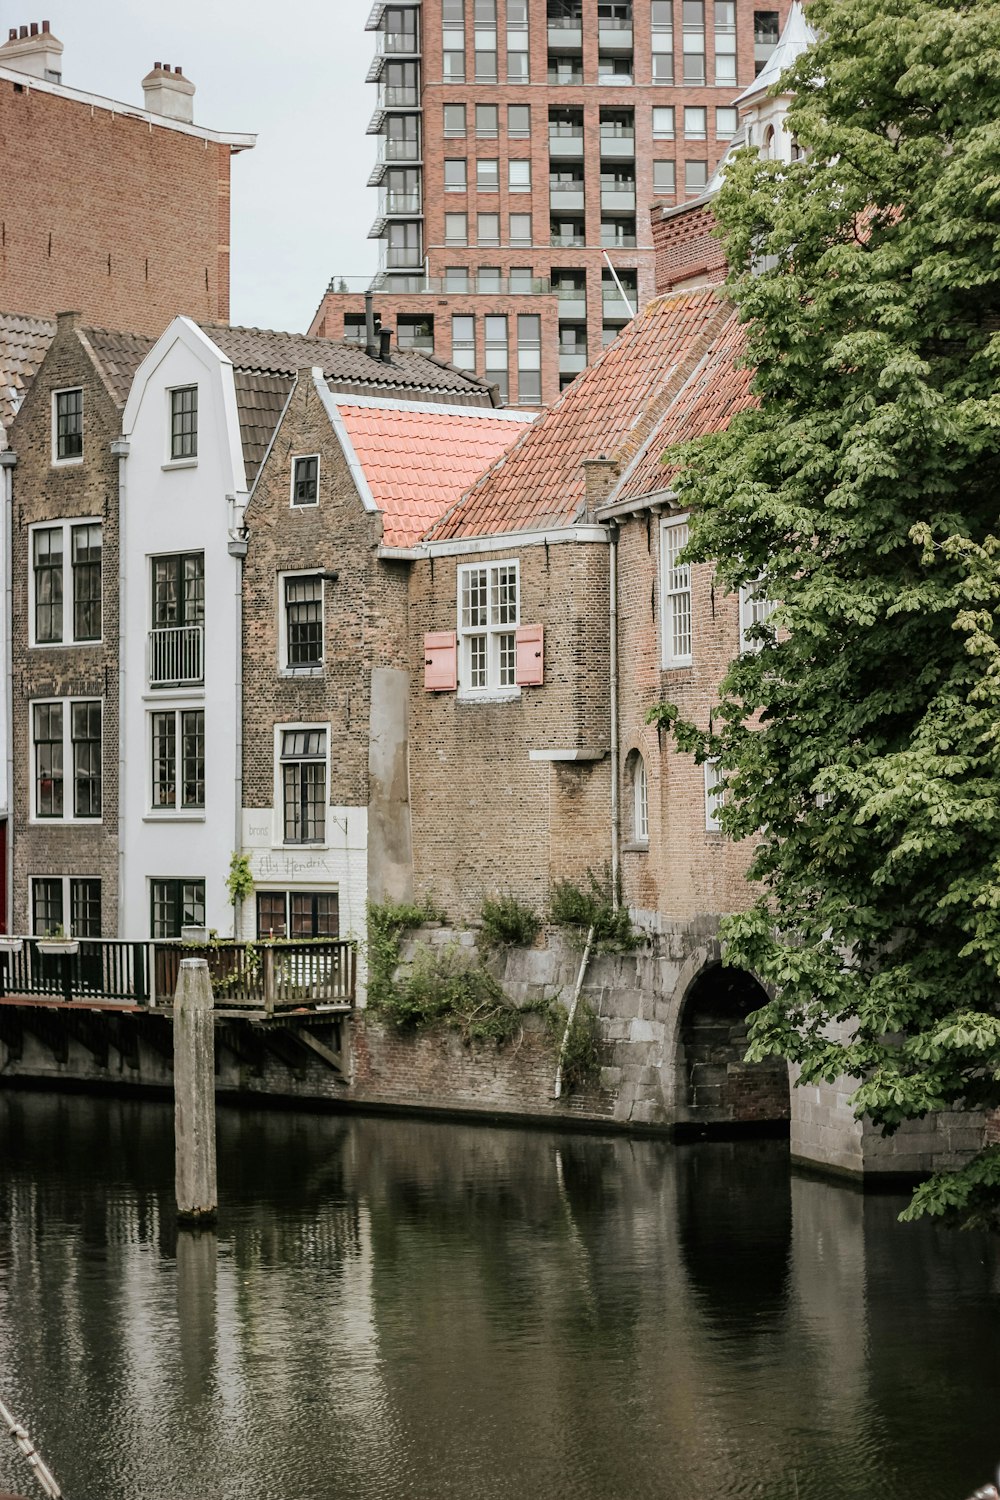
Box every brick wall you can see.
[7,315,122,933]
[614,512,757,926]
[407,539,611,921]
[652,201,728,294]
[0,79,234,332]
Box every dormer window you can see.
[170,386,198,460]
[292,455,320,507]
[53,388,83,463]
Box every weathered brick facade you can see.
[407,538,611,920]
[0,65,250,334]
[7,313,124,933]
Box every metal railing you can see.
[0,938,356,1011]
[148,624,203,688]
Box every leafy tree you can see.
[651,0,1000,1224]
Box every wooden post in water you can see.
[174,956,217,1223]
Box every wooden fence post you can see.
[173,957,217,1223]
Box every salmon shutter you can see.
[515,623,544,686]
[424,631,457,691]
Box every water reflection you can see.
[0,1093,997,1500]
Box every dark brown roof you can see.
[233,372,292,487]
[427,290,732,541]
[82,326,155,407]
[0,312,55,440]
[199,322,495,404]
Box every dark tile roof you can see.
[199,322,495,403]
[82,326,155,407]
[233,372,293,488]
[0,312,56,440]
[426,289,734,542]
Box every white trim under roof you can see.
[312,370,379,514]
[328,392,536,421]
[379,525,609,561]
[0,65,256,148]
[528,748,608,763]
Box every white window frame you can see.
[164,384,199,468]
[50,387,84,467]
[146,705,206,819]
[456,558,520,699]
[290,454,321,508]
[28,518,103,648]
[508,158,531,193]
[660,515,693,668]
[273,722,331,849]
[30,874,103,937]
[278,570,325,676]
[633,754,649,845]
[704,759,724,832]
[29,696,103,825]
[739,579,777,653]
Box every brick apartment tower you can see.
[309,0,787,406]
[0,21,254,334]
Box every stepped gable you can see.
[0,312,56,441]
[334,398,533,548]
[425,289,732,542]
[613,306,754,504]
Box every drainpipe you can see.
[0,449,16,935]
[227,493,248,940]
[609,521,621,911]
[111,437,130,937]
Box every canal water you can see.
[0,1094,998,1500]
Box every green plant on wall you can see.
[226,852,255,941]
[479,893,542,950]
[549,867,637,952]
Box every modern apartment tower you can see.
[310,0,787,405]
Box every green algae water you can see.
[0,1092,998,1500]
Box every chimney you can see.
[581,456,620,517]
[364,290,380,360]
[141,62,195,123]
[379,327,393,363]
[0,20,63,83]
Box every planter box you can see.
[36,939,79,957]
[0,937,23,955]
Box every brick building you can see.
[0,21,254,335]
[309,0,788,405]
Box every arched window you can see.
[630,752,648,844]
[762,125,775,159]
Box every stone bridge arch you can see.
[673,955,790,1133]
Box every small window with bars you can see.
[661,517,693,667]
[169,386,198,460]
[283,575,324,670]
[280,728,327,844]
[457,560,519,694]
[292,455,319,507]
[53,388,83,462]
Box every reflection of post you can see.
[174,957,217,1222]
[176,1228,218,1406]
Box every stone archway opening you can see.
[677,963,790,1134]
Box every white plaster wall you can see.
[119,320,245,939]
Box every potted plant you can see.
[36,925,79,957]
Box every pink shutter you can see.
[515,623,544,687]
[423,631,457,691]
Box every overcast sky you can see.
[34,0,379,332]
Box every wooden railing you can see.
[0,939,356,1011]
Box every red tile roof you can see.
[426,289,734,542]
[335,402,533,548]
[615,305,754,502]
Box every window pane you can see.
[170,386,198,460]
[33,527,63,644]
[491,564,518,625]
[257,892,288,938]
[71,523,102,641]
[181,710,205,809]
[151,711,176,809]
[71,879,102,938]
[72,700,102,818]
[285,576,324,667]
[55,389,83,460]
[34,702,63,817]
[461,567,488,628]
[475,103,498,136]
[281,729,327,843]
[32,877,63,936]
[292,456,319,505]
